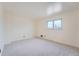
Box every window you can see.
[47,18,62,30]
[48,21,53,29]
[54,19,62,30]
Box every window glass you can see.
[48,21,53,29]
[54,20,62,30]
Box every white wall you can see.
[4,9,35,44]
[0,3,4,55]
[35,9,79,48]
[77,10,79,46]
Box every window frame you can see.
[47,18,62,30]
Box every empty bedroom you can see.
[0,2,79,56]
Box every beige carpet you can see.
[2,38,79,56]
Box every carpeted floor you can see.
[2,38,79,56]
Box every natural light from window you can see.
[48,19,62,30]
[48,21,53,29]
[54,20,62,30]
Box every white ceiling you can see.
[2,2,79,19]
